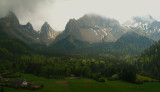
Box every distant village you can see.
[0,73,43,91]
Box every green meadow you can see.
[4,74,160,92]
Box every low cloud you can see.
[0,0,160,31]
[0,0,55,30]
[0,0,53,17]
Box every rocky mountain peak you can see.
[123,15,160,41]
[40,22,58,41]
[78,14,120,28]
[43,21,49,27]
[148,15,154,20]
[66,19,77,26]
[123,15,156,29]
[41,21,53,32]
[65,19,79,33]
[132,15,155,24]
[56,14,126,43]
[26,22,33,30]
[5,11,20,26]
[7,11,17,18]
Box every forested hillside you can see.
[0,12,159,85]
[136,41,160,79]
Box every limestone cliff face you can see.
[55,14,127,43]
[0,12,42,45]
[40,22,58,45]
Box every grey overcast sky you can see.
[0,0,160,31]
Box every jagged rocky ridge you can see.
[0,12,159,52]
[123,15,160,41]
[0,12,58,46]
[39,22,58,45]
[55,14,128,43]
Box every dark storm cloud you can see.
[0,0,53,17]
[0,0,70,31]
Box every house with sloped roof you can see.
[13,79,28,87]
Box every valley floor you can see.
[4,74,160,92]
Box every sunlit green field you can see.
[5,74,160,92]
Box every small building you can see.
[13,79,28,87]
[0,76,9,82]
[70,74,75,77]
[3,78,9,82]
[112,74,119,80]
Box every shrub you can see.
[96,78,105,82]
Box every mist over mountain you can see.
[39,22,59,45]
[55,14,127,44]
[1,1,160,92]
[0,12,59,47]
[123,15,160,41]
[1,4,160,91]
[0,11,158,51]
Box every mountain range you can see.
[0,12,159,55]
[0,12,58,47]
[55,14,127,43]
[123,15,160,41]
[1,11,160,87]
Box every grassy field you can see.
[136,74,158,82]
[4,74,160,92]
